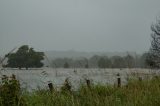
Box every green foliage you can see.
[0,75,26,106]
[20,77,160,106]
[1,76,160,106]
[147,18,160,68]
[6,45,44,69]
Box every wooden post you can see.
[48,82,53,92]
[11,74,16,80]
[138,77,142,81]
[64,78,71,91]
[117,73,121,87]
[86,79,91,88]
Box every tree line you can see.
[50,53,149,68]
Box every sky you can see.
[0,0,160,56]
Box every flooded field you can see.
[0,68,159,91]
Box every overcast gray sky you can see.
[0,0,160,55]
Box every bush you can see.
[0,74,26,106]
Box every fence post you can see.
[48,82,54,92]
[64,78,71,91]
[138,77,142,81]
[117,73,121,87]
[85,79,91,89]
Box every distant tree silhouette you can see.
[98,56,111,68]
[140,53,150,68]
[98,57,106,68]
[124,54,135,68]
[111,56,125,68]
[64,62,70,68]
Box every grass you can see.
[0,76,160,106]
[1,76,160,106]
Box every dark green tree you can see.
[147,18,160,68]
[6,45,44,69]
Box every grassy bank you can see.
[22,77,160,106]
[1,76,160,106]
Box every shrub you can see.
[0,74,26,106]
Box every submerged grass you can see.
[20,77,160,106]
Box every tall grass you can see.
[21,77,160,106]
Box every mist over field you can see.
[45,50,139,59]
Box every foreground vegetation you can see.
[1,75,160,106]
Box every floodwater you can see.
[0,68,159,91]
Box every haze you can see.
[1,0,160,55]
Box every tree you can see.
[83,57,89,68]
[139,53,150,68]
[89,55,101,68]
[111,56,125,68]
[98,57,106,68]
[6,45,44,69]
[124,54,135,68]
[98,56,111,68]
[63,62,70,68]
[147,18,160,68]
[52,58,73,68]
